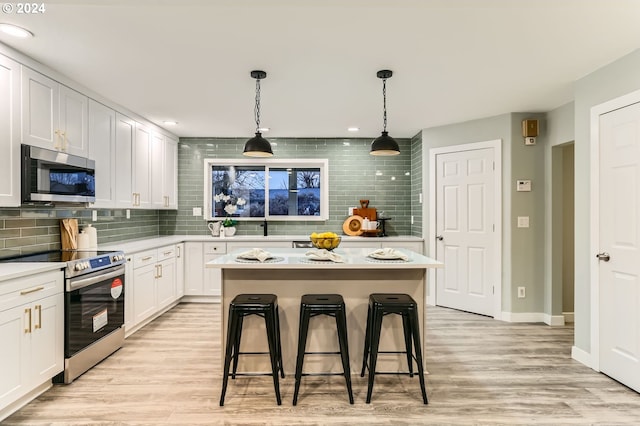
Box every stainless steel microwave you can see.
[21,144,96,204]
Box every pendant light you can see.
[370,69,400,156]
[243,70,274,157]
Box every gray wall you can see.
[421,112,547,314]
[160,137,416,237]
[573,48,640,354]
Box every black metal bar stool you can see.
[293,294,354,405]
[360,293,428,404]
[220,294,284,406]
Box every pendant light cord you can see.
[382,78,387,132]
[255,78,261,133]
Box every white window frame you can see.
[203,158,329,221]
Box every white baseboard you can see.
[572,345,595,370]
[501,311,565,326]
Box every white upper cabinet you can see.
[132,122,152,208]
[0,54,21,207]
[163,135,178,209]
[114,113,135,208]
[21,67,88,157]
[88,100,116,207]
[150,131,164,209]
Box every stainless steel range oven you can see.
[2,250,126,383]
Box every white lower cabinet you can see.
[175,243,184,299]
[184,242,225,298]
[0,269,64,420]
[127,245,178,334]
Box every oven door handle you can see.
[67,266,125,291]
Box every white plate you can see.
[367,252,407,260]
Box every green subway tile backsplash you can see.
[160,137,417,237]
[0,207,160,257]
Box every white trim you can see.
[589,88,640,373]
[428,139,503,319]
[563,312,575,323]
[572,345,595,370]
[500,311,563,325]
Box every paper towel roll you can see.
[84,224,97,249]
[77,232,90,250]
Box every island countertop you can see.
[206,247,442,270]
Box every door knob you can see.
[596,252,610,262]
[436,235,444,241]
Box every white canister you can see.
[363,217,370,230]
[77,231,90,250]
[84,224,98,249]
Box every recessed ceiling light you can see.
[163,120,178,126]
[0,23,33,38]
[347,127,360,132]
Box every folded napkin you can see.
[237,248,273,262]
[368,247,409,261]
[305,249,344,263]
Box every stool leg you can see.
[220,306,239,406]
[409,307,428,405]
[274,305,285,379]
[401,312,414,377]
[293,307,311,406]
[365,305,384,403]
[336,307,354,404]
[264,309,282,405]
[231,314,244,379]
[360,302,373,377]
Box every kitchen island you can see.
[207,247,442,375]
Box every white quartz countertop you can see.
[207,247,442,270]
[100,235,424,254]
[0,262,65,283]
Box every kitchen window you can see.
[204,159,328,221]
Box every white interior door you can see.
[435,147,495,317]
[598,102,640,392]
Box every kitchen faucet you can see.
[260,219,268,236]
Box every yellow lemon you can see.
[323,239,333,249]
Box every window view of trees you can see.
[207,160,327,221]
[268,168,321,216]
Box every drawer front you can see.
[133,249,158,269]
[0,270,63,312]
[204,242,226,255]
[157,245,176,262]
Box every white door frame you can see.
[427,139,503,319]
[589,88,640,371]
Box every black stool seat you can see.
[220,294,284,406]
[293,294,354,405]
[360,293,428,404]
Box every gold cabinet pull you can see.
[35,305,42,330]
[141,256,153,261]
[20,286,44,296]
[24,308,32,334]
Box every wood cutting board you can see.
[60,218,78,250]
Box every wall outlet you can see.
[517,287,526,298]
[92,210,97,221]
[192,207,202,217]
[126,209,130,219]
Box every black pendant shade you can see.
[243,70,273,157]
[243,132,274,157]
[370,69,400,156]
[370,131,400,156]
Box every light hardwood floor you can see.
[5,303,640,425]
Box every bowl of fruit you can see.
[309,232,341,251]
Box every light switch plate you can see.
[192,207,202,217]
[516,180,532,192]
[517,216,530,228]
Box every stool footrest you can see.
[372,371,423,376]
[303,351,342,355]
[301,372,348,377]
[226,372,277,377]
[237,351,272,355]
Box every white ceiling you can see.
[1,0,639,139]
